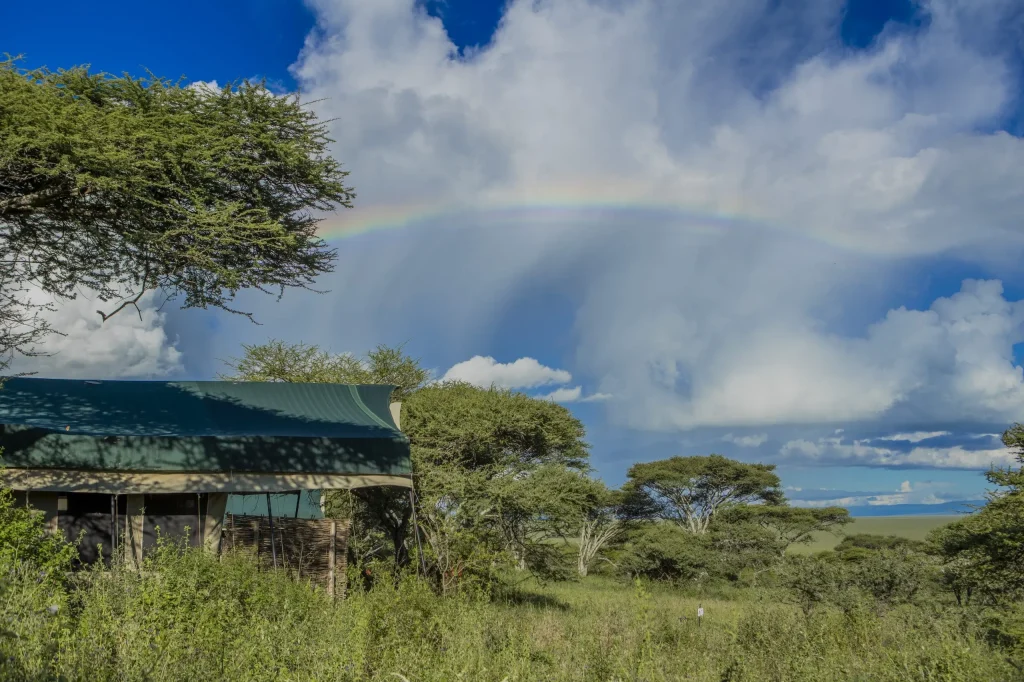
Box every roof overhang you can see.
[0,468,413,494]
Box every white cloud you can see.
[540,386,582,402]
[539,386,614,403]
[723,433,769,447]
[277,0,1024,452]
[780,434,1016,469]
[876,431,952,443]
[789,479,983,507]
[186,80,221,95]
[441,355,571,389]
[8,288,183,379]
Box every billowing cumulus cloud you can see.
[280,0,1024,456]
[441,355,572,389]
[7,288,183,379]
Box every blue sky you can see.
[5,0,1024,514]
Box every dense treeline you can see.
[0,340,1022,679]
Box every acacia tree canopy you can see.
[722,504,852,553]
[623,454,784,534]
[403,382,594,579]
[928,424,1024,605]
[0,59,354,366]
[221,339,429,401]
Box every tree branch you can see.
[96,264,150,323]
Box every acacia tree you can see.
[929,423,1024,607]
[721,504,851,556]
[221,340,429,400]
[403,382,595,585]
[623,454,784,534]
[0,59,354,368]
[577,486,623,577]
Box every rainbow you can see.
[311,178,871,252]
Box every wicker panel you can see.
[222,514,350,597]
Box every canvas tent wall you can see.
[0,378,411,564]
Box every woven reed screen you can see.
[221,513,351,598]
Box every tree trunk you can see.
[577,518,620,578]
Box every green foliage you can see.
[781,554,867,615]
[835,533,928,555]
[0,486,75,574]
[405,382,595,586]
[1,548,1015,681]
[623,454,784,533]
[621,518,784,585]
[404,381,589,470]
[0,476,75,679]
[927,426,1024,607]
[850,547,936,607]
[221,340,429,401]
[723,504,851,554]
[621,523,716,583]
[783,546,937,616]
[0,58,353,365]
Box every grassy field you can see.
[3,548,1013,681]
[791,514,960,554]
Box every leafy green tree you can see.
[928,423,1024,607]
[850,547,935,608]
[722,504,851,556]
[221,340,429,400]
[620,524,716,584]
[707,519,787,580]
[781,555,864,615]
[404,382,594,586]
[0,485,74,576]
[577,486,624,577]
[0,59,353,367]
[623,455,784,534]
[834,533,926,562]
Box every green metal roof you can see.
[0,378,411,476]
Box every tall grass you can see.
[0,543,1014,681]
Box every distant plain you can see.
[791,514,963,554]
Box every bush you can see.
[0,486,75,574]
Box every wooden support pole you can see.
[266,493,278,569]
[110,494,117,561]
[125,494,145,569]
[409,489,427,576]
[328,519,337,601]
[252,521,260,564]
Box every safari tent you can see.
[0,377,411,567]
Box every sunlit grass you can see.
[1,543,1011,681]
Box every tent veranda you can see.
[0,377,412,564]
